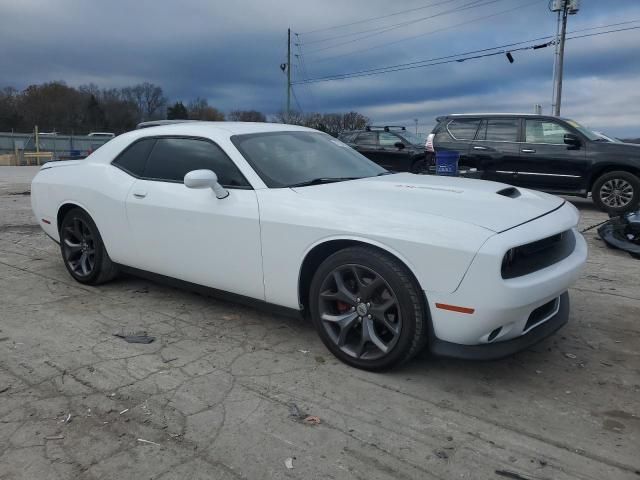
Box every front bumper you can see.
[424,201,587,359]
[429,292,569,360]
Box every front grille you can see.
[501,230,576,279]
[524,297,559,331]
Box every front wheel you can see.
[60,208,118,285]
[309,246,428,371]
[592,171,640,214]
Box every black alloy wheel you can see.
[59,208,119,285]
[309,246,428,370]
[318,264,402,360]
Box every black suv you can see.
[339,126,428,173]
[428,114,640,213]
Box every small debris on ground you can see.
[434,449,449,460]
[495,469,542,480]
[64,413,71,423]
[564,353,577,359]
[298,349,310,354]
[303,415,321,425]
[0,386,10,394]
[314,355,326,364]
[285,457,294,469]
[44,435,64,441]
[288,402,303,419]
[163,357,178,363]
[137,438,160,446]
[113,330,155,344]
[119,408,129,415]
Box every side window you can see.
[447,119,481,140]
[112,138,156,177]
[481,118,519,142]
[525,120,570,144]
[378,132,400,146]
[144,137,249,187]
[355,132,377,146]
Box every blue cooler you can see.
[435,151,460,176]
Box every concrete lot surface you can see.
[0,166,638,479]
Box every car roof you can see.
[436,113,572,122]
[133,121,314,136]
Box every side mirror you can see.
[184,169,229,199]
[394,142,405,150]
[564,133,580,147]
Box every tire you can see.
[410,158,428,174]
[59,208,118,285]
[592,171,640,214]
[309,246,428,371]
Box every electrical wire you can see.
[298,0,459,35]
[299,0,490,46]
[301,0,501,54]
[292,25,640,85]
[307,0,543,62]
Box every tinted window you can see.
[355,132,377,146]
[231,131,385,188]
[525,120,570,144]
[339,132,358,143]
[447,119,481,140]
[144,137,249,187]
[112,138,156,176]
[480,119,519,142]
[378,132,400,146]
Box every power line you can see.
[292,25,640,85]
[301,0,502,54]
[298,0,460,36]
[307,0,542,62]
[299,0,488,46]
[300,20,640,82]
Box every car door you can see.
[469,117,521,184]
[351,131,379,164]
[377,131,410,170]
[124,136,265,300]
[515,118,588,192]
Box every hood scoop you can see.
[496,187,521,198]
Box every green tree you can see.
[167,101,189,120]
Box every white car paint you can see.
[31,122,587,355]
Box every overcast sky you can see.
[1,0,639,135]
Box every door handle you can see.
[473,146,487,151]
[133,192,147,199]
[521,148,536,153]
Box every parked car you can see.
[338,126,429,173]
[427,114,640,213]
[31,121,587,370]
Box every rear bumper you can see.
[429,292,569,360]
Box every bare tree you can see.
[188,98,225,121]
[272,110,369,137]
[122,82,166,121]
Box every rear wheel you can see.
[60,208,118,285]
[309,246,428,370]
[592,171,640,214]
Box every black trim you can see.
[498,201,565,233]
[428,292,569,360]
[116,265,303,320]
[44,230,60,245]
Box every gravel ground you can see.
[0,166,638,480]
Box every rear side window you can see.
[479,118,519,142]
[112,138,156,177]
[355,132,377,146]
[447,119,481,140]
[143,137,249,187]
[339,132,358,143]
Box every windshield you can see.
[231,131,387,188]
[565,119,602,141]
[397,131,424,145]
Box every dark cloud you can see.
[1,0,639,135]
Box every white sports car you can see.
[31,122,587,370]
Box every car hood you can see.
[291,173,564,233]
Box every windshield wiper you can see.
[288,177,360,188]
